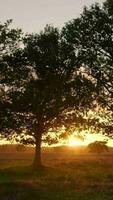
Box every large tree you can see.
[0,22,96,167]
[3,3,113,167]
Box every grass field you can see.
[0,145,113,200]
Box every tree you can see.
[88,141,109,153]
[63,2,113,104]
[0,20,30,142]
[61,2,113,137]
[0,19,26,137]
[16,144,26,152]
[0,23,96,168]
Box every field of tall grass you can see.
[0,145,113,200]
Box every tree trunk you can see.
[33,133,42,168]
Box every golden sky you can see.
[68,133,113,147]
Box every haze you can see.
[0,0,104,33]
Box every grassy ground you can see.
[0,145,113,200]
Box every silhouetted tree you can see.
[0,22,96,167]
[2,5,113,167]
[0,20,26,136]
[62,2,113,136]
[0,20,30,142]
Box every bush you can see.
[16,144,26,152]
[88,141,109,153]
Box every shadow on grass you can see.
[0,164,113,200]
[0,164,58,180]
[0,164,68,187]
[0,181,112,200]
[0,165,65,200]
[0,165,76,200]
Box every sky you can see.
[69,133,113,147]
[0,0,104,33]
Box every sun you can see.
[68,137,84,146]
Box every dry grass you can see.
[0,145,113,200]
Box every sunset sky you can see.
[0,0,104,33]
[68,133,113,147]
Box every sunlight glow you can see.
[68,137,84,146]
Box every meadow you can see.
[0,145,113,200]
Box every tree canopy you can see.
[0,22,96,167]
[62,2,113,136]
